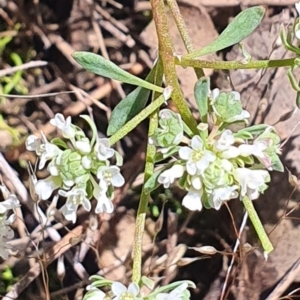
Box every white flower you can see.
[50,113,75,139]
[85,286,106,300]
[234,168,270,200]
[94,138,114,161]
[111,282,140,300]
[0,189,20,259]
[214,130,240,159]
[97,166,125,188]
[179,135,215,176]
[0,194,20,214]
[40,132,62,169]
[187,175,202,190]
[25,135,42,155]
[75,138,92,154]
[158,165,185,188]
[207,185,238,210]
[239,140,273,170]
[35,176,62,200]
[93,181,114,214]
[238,140,267,158]
[182,188,203,211]
[0,215,16,259]
[156,283,188,300]
[82,155,92,170]
[59,187,91,223]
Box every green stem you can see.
[165,0,204,78]
[150,0,198,134]
[242,196,273,254]
[109,93,165,146]
[177,57,295,70]
[132,60,163,284]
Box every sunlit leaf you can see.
[186,6,265,59]
[73,51,163,93]
[194,77,210,122]
[107,63,162,136]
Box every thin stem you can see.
[109,93,165,146]
[165,0,204,78]
[177,57,295,70]
[150,0,198,134]
[132,61,163,284]
[242,196,273,255]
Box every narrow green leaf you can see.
[73,51,163,93]
[109,92,167,146]
[107,65,160,136]
[194,77,210,122]
[237,124,269,136]
[144,169,164,193]
[186,6,266,59]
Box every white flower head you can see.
[0,194,20,214]
[0,187,20,259]
[38,131,62,170]
[94,138,114,161]
[214,130,240,159]
[111,282,140,300]
[179,135,215,176]
[214,130,235,152]
[75,138,92,154]
[187,175,202,190]
[35,176,62,200]
[182,188,203,211]
[158,165,185,188]
[50,113,76,139]
[59,187,91,223]
[234,168,270,200]
[97,166,125,188]
[156,283,188,300]
[26,135,42,155]
[238,140,267,158]
[208,185,238,210]
[93,181,114,214]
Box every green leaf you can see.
[73,51,163,93]
[144,169,164,193]
[186,6,265,59]
[107,86,150,136]
[107,64,161,136]
[237,124,269,136]
[50,138,68,149]
[233,130,253,140]
[194,77,210,122]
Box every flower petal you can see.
[111,282,127,296]
[182,191,202,211]
[191,135,203,150]
[179,146,192,160]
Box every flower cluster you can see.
[0,184,20,259]
[26,114,125,223]
[154,85,283,212]
[84,276,194,300]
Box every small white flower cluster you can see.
[0,184,20,259]
[155,87,282,212]
[26,113,125,223]
[84,277,193,300]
